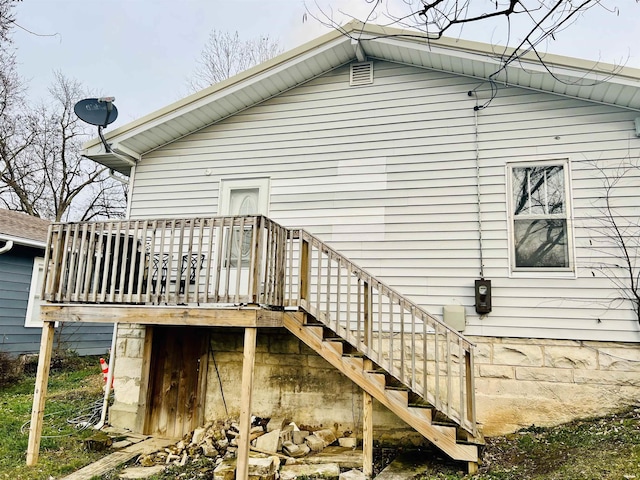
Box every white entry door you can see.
[217,178,270,298]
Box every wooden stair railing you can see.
[283,310,479,465]
[280,229,478,441]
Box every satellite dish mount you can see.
[73,97,119,153]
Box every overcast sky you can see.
[12,0,640,130]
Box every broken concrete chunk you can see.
[280,463,341,480]
[249,456,280,477]
[191,427,206,445]
[213,458,236,480]
[202,439,219,457]
[339,468,368,480]
[255,428,281,453]
[281,441,306,458]
[292,430,310,445]
[314,429,337,447]
[266,416,288,432]
[338,437,357,448]
[119,465,166,479]
[305,434,325,452]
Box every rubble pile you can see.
[134,416,360,477]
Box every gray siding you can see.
[0,245,113,356]
[128,60,640,343]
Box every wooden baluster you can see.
[65,224,80,302]
[94,223,108,303]
[465,347,476,432]
[82,223,97,303]
[446,329,452,415]
[41,226,54,302]
[135,220,149,303]
[299,237,310,308]
[117,222,130,303]
[73,223,89,301]
[234,217,246,304]
[194,218,205,304]
[434,323,441,411]
[204,218,215,304]
[222,218,234,302]
[165,219,177,303]
[108,222,122,303]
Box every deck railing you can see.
[42,216,286,305]
[42,215,476,435]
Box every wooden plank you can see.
[362,359,373,479]
[26,321,55,465]
[237,327,257,480]
[59,437,174,480]
[41,305,284,327]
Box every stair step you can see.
[408,406,433,423]
[408,392,434,409]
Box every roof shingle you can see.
[0,209,51,245]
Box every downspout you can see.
[95,322,118,430]
[0,240,14,254]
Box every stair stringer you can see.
[283,311,478,463]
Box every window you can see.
[508,162,573,271]
[24,257,45,327]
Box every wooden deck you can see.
[27,215,480,474]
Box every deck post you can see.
[26,321,55,465]
[465,349,476,430]
[362,388,373,478]
[237,327,257,480]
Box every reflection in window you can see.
[511,165,569,269]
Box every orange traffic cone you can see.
[99,357,114,388]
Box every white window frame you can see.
[24,256,45,328]
[506,159,576,277]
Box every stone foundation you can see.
[109,325,640,439]
[470,336,640,435]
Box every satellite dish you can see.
[74,97,118,127]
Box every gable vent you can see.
[350,62,373,86]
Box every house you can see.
[27,21,640,474]
[0,209,113,357]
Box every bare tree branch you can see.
[189,30,283,91]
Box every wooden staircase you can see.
[284,310,480,467]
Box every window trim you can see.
[24,256,45,328]
[506,159,576,277]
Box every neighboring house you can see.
[26,22,640,472]
[0,209,112,356]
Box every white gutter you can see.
[0,240,14,254]
[0,234,46,250]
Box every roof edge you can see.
[0,234,46,250]
[83,20,640,152]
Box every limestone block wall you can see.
[110,323,147,429]
[470,336,640,436]
[108,324,640,441]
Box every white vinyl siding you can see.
[128,61,640,343]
